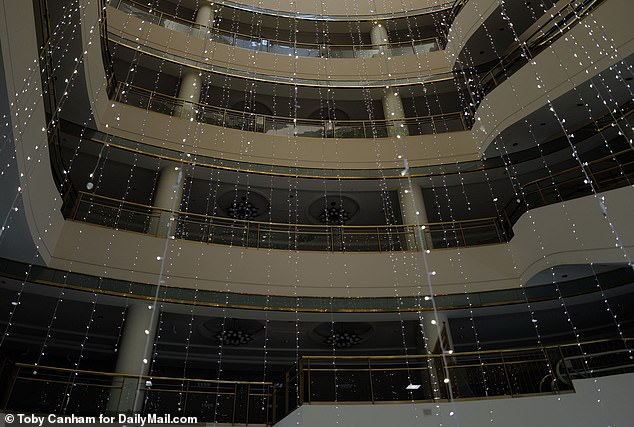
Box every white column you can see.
[175,71,202,120]
[107,302,159,414]
[370,22,389,56]
[148,164,184,238]
[194,3,215,39]
[398,180,428,250]
[381,89,409,138]
[419,312,454,400]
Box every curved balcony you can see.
[471,0,608,108]
[1,257,632,312]
[114,83,469,138]
[59,142,634,254]
[67,192,505,252]
[2,339,632,424]
[113,0,442,59]
[2,257,633,312]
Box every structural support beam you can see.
[397,180,428,250]
[370,23,389,55]
[107,302,159,414]
[417,312,455,400]
[148,164,184,238]
[194,3,215,39]
[381,90,409,138]
[175,71,202,120]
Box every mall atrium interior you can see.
[0,0,633,425]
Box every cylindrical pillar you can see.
[194,3,215,39]
[107,302,159,414]
[381,90,408,138]
[148,164,184,238]
[398,179,428,250]
[175,71,202,120]
[419,312,454,400]
[370,23,389,55]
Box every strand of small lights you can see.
[487,0,634,407]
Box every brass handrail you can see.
[114,82,468,138]
[113,0,442,57]
[14,363,273,385]
[70,190,504,251]
[300,337,634,360]
[295,337,633,404]
[5,363,276,424]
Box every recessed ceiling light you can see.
[406,384,421,390]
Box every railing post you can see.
[298,359,304,405]
[284,370,290,415]
[0,364,19,410]
[368,359,375,403]
[71,192,82,220]
[501,352,514,396]
[271,384,277,424]
[232,383,238,425]
[245,384,251,425]
[459,221,466,247]
[558,345,573,387]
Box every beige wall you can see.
[50,186,634,297]
[0,0,64,264]
[99,101,478,169]
[444,0,498,65]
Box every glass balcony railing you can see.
[63,138,634,253]
[1,339,631,425]
[67,192,506,252]
[111,0,441,59]
[114,83,469,138]
[292,338,634,405]
[2,363,276,425]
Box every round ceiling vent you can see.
[309,196,359,225]
[310,322,374,349]
[199,318,263,346]
[218,190,269,220]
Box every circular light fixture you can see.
[215,329,253,346]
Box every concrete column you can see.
[194,3,215,39]
[398,180,428,250]
[107,302,159,414]
[175,71,202,120]
[381,89,408,138]
[147,164,184,238]
[419,312,454,400]
[370,22,389,55]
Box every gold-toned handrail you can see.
[295,337,632,403]
[114,82,467,137]
[13,363,273,385]
[75,190,497,230]
[6,362,276,424]
[113,0,441,57]
[300,337,634,361]
[70,190,504,252]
